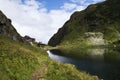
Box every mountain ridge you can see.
[0,10,24,42]
[48,0,120,46]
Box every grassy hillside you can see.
[0,35,47,80]
[48,0,120,47]
[0,35,99,80]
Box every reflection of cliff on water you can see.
[50,47,120,62]
[104,48,120,63]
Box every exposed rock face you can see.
[48,0,120,46]
[23,35,35,45]
[0,11,23,42]
[85,32,105,45]
[24,35,35,42]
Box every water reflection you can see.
[87,48,105,61]
[47,48,120,80]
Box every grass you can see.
[0,35,47,80]
[49,0,120,47]
[58,21,120,49]
[0,35,99,80]
[45,61,98,80]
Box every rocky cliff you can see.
[48,0,120,46]
[0,11,23,42]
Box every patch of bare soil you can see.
[31,65,47,80]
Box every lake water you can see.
[47,48,120,80]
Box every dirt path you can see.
[31,65,47,80]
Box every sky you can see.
[0,0,105,44]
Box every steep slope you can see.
[48,0,120,46]
[0,35,99,80]
[0,11,99,80]
[0,11,23,42]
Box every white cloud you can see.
[92,0,105,3]
[0,0,74,44]
[76,6,86,11]
[61,3,77,11]
[0,0,104,44]
[70,0,87,4]
[0,0,52,43]
[61,2,86,12]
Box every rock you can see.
[85,32,105,45]
[23,35,35,45]
[0,11,24,42]
[24,35,35,42]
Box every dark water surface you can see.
[47,48,120,80]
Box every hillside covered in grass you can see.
[0,10,99,80]
[0,36,99,80]
[0,35,46,80]
[48,0,120,47]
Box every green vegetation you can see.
[59,19,120,48]
[0,35,99,80]
[0,35,47,80]
[45,61,98,80]
[48,0,120,47]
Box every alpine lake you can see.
[47,46,120,80]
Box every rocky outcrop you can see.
[24,35,35,42]
[23,35,35,45]
[0,11,23,42]
[48,0,120,46]
[85,32,105,45]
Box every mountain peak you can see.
[0,10,23,42]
